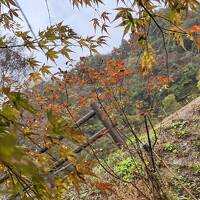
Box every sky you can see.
[17,0,125,65]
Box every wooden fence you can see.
[0,102,123,198]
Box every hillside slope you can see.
[95,98,200,200]
[76,11,200,125]
[156,97,200,199]
[161,96,200,125]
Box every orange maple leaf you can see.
[79,96,86,106]
[190,25,200,33]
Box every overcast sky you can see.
[17,0,124,65]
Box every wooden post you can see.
[0,110,97,185]
[90,102,123,146]
[42,110,96,151]
[53,127,109,175]
[7,128,109,199]
[74,110,96,128]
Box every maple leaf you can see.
[28,57,40,68]
[79,96,86,106]
[101,23,109,34]
[46,48,58,62]
[60,145,77,161]
[91,18,100,32]
[80,56,86,61]
[29,72,42,82]
[93,181,116,194]
[60,47,73,60]
[190,25,200,33]
[40,65,52,75]
[101,11,110,22]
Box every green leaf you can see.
[2,88,36,113]
[47,111,86,144]
[46,48,58,62]
[60,47,73,60]
[0,36,6,47]
[123,23,131,36]
[0,103,19,121]
[28,57,40,68]
[0,133,16,161]
[40,65,52,75]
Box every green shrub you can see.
[169,121,188,129]
[162,94,181,114]
[163,143,177,153]
[114,157,140,180]
[191,162,200,174]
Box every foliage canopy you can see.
[0,0,199,199]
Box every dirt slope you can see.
[161,96,200,126]
[156,96,200,199]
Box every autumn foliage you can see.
[0,0,199,199]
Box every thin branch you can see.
[144,115,156,171]
[15,0,37,40]
[44,0,52,25]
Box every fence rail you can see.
[0,102,122,199]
